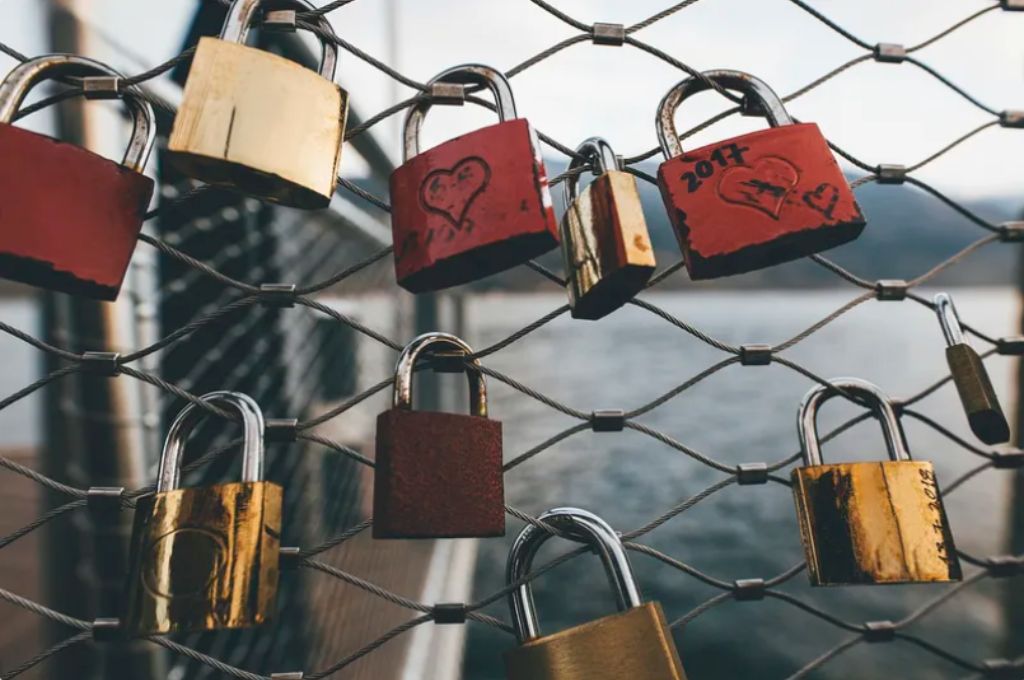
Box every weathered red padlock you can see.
[374,332,504,539]
[389,64,559,293]
[0,55,155,299]
[656,70,865,280]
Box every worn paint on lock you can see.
[947,344,1010,444]
[792,461,961,586]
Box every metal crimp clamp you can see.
[739,344,772,366]
[592,22,625,46]
[875,164,907,185]
[263,9,298,32]
[266,418,299,443]
[1000,110,1024,128]
[87,486,126,514]
[736,462,768,485]
[863,620,896,642]
[733,578,765,601]
[873,43,907,63]
[433,603,468,624]
[82,76,121,100]
[982,659,1020,680]
[875,279,908,301]
[279,546,303,570]
[1001,0,1024,11]
[81,351,121,377]
[260,283,297,308]
[428,82,466,105]
[590,409,625,432]
[92,617,122,642]
[999,221,1024,242]
[996,336,1024,355]
[270,673,305,680]
[986,555,1023,578]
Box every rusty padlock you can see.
[656,70,866,280]
[560,137,656,320]
[390,64,560,293]
[935,292,1010,445]
[168,0,348,208]
[125,391,283,634]
[374,332,504,539]
[0,55,155,300]
[504,507,687,680]
[791,378,961,586]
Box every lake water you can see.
[462,288,1020,680]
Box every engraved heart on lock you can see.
[717,157,798,218]
[420,157,491,229]
[802,182,840,219]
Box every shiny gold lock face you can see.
[561,138,656,320]
[167,2,348,209]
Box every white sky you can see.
[2,0,1022,198]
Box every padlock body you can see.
[504,602,687,680]
[561,171,656,320]
[791,460,961,586]
[947,343,1010,444]
[373,408,504,538]
[657,123,865,280]
[168,38,347,209]
[390,118,559,293]
[125,481,283,634]
[0,123,152,300]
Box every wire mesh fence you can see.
[1,0,1023,678]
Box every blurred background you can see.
[0,0,1022,678]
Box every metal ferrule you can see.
[934,292,967,347]
[392,332,487,417]
[562,136,619,207]
[798,378,910,467]
[506,507,642,643]
[403,64,518,161]
[157,391,266,492]
[219,0,339,80]
[0,54,155,172]
[656,69,792,159]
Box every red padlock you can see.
[0,55,155,299]
[374,332,504,539]
[389,64,559,293]
[656,70,865,280]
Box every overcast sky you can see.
[2,0,1022,198]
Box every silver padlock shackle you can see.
[0,54,156,173]
[157,391,265,493]
[562,136,620,207]
[507,507,643,643]
[934,292,967,347]
[403,64,518,161]
[219,0,339,80]
[393,332,487,418]
[798,378,910,467]
[656,69,793,160]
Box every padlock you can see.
[560,137,656,320]
[791,378,961,586]
[656,70,866,280]
[125,391,283,634]
[935,292,1010,444]
[167,0,347,209]
[374,332,504,538]
[390,64,560,293]
[504,507,687,680]
[0,55,155,300]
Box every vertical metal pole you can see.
[1009,246,1024,657]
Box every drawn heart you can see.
[717,157,799,219]
[419,157,492,229]
[802,182,839,220]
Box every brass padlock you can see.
[560,138,656,320]
[935,292,1010,444]
[168,0,348,208]
[791,378,962,586]
[504,507,687,680]
[124,391,283,634]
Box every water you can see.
[462,288,1019,680]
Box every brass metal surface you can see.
[124,480,283,634]
[167,38,347,208]
[504,602,686,680]
[791,461,961,586]
[947,344,1010,444]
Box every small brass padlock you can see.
[791,378,962,586]
[504,507,687,680]
[168,0,348,208]
[935,292,1010,444]
[560,138,656,320]
[125,391,283,634]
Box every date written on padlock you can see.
[656,70,866,280]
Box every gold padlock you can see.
[504,507,687,680]
[124,391,283,634]
[560,138,656,320]
[791,378,962,586]
[168,0,348,208]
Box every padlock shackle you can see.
[798,378,910,467]
[656,69,793,159]
[562,136,620,207]
[393,332,488,418]
[403,64,518,161]
[0,54,156,173]
[934,292,967,347]
[506,507,643,643]
[157,391,266,493]
[219,0,339,80]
